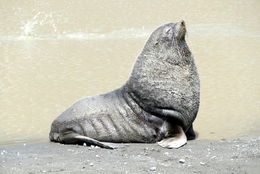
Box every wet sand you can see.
[1,138,259,174]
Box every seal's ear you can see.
[154,41,159,46]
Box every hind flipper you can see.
[158,125,187,149]
[61,132,115,149]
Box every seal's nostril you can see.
[181,20,185,26]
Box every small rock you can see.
[149,167,156,171]
[164,152,170,156]
[210,156,216,160]
[179,159,185,163]
[89,163,94,166]
[96,155,100,158]
[200,162,205,165]
[83,143,87,147]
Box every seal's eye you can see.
[161,27,174,44]
[165,28,171,34]
[163,27,173,36]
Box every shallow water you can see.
[0,0,259,145]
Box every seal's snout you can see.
[180,20,185,27]
[176,20,186,39]
[179,20,186,31]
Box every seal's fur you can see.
[125,21,200,131]
[49,21,200,149]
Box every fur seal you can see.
[49,21,200,149]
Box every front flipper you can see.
[158,125,187,149]
[185,124,196,140]
[61,132,115,149]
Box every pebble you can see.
[89,163,94,166]
[149,167,157,171]
[179,159,185,163]
[83,143,87,147]
[210,156,216,159]
[164,152,170,156]
[1,150,7,155]
[200,162,205,165]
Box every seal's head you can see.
[155,20,186,44]
[146,21,186,47]
[142,20,191,65]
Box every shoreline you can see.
[1,138,260,174]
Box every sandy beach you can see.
[1,1,260,174]
[1,138,259,174]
